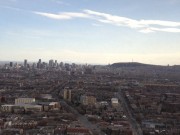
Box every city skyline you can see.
[0,0,180,65]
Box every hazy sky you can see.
[0,0,180,65]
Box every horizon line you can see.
[0,60,179,66]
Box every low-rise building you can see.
[1,104,15,112]
[111,98,119,107]
[80,95,96,106]
[15,98,35,105]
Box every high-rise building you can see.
[55,60,57,67]
[59,62,64,68]
[24,59,27,67]
[37,59,42,69]
[38,59,41,64]
[10,62,13,67]
[32,63,36,69]
[49,59,54,67]
[63,89,71,102]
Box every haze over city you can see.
[1,1,180,135]
[0,0,180,65]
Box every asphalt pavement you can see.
[61,101,106,135]
[116,88,143,135]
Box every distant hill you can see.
[109,62,160,68]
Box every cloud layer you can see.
[32,9,180,33]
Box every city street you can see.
[116,88,143,135]
[60,101,106,135]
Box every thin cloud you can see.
[0,5,22,11]
[34,10,144,28]
[34,9,180,33]
[0,6,180,33]
[139,28,155,33]
[34,12,72,19]
[3,5,179,33]
[84,9,180,33]
[84,9,145,28]
[34,11,91,20]
[139,20,180,27]
[150,27,180,33]
[139,27,180,33]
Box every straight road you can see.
[61,101,105,135]
[116,88,143,135]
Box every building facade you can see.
[15,98,35,105]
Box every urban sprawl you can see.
[0,59,180,135]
